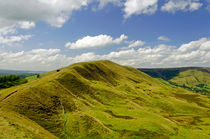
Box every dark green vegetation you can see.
[0,73,40,89]
[139,67,210,96]
[0,69,43,88]
[0,69,44,81]
[0,75,27,89]
[0,61,210,138]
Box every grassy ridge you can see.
[139,67,210,96]
[0,60,210,138]
[170,69,210,92]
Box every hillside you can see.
[0,61,210,138]
[170,69,210,91]
[139,67,210,96]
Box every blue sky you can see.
[0,0,210,71]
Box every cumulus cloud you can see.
[0,22,34,47]
[128,40,145,48]
[70,37,210,68]
[0,0,207,28]
[105,38,210,67]
[0,26,16,36]
[18,21,36,29]
[0,0,122,29]
[1,37,209,71]
[206,0,210,11]
[0,48,71,71]
[96,0,122,9]
[158,36,170,41]
[123,0,158,18]
[121,40,145,50]
[0,0,90,29]
[65,34,127,49]
[161,0,203,13]
[0,35,32,45]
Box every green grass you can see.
[25,75,38,82]
[0,60,209,138]
[170,69,210,87]
[170,69,210,96]
[140,68,210,96]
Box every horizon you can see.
[0,59,210,72]
[0,0,210,71]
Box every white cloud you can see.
[96,0,122,9]
[65,34,127,49]
[0,26,16,36]
[0,0,90,29]
[128,40,145,48]
[206,0,210,11]
[0,35,32,45]
[158,36,170,41]
[0,48,71,71]
[0,0,123,29]
[68,37,210,68]
[18,21,36,29]
[1,37,209,71]
[178,37,207,52]
[123,0,158,18]
[161,0,203,13]
[0,22,34,47]
[121,40,145,50]
[0,0,206,29]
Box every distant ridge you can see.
[139,67,210,80]
[139,67,210,96]
[0,69,46,74]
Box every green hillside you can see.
[139,67,210,96]
[0,61,210,138]
[170,69,210,91]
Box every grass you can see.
[170,69,210,89]
[0,60,209,138]
[141,68,210,97]
[25,75,38,82]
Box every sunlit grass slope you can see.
[0,60,210,138]
[170,68,210,91]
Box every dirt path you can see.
[0,90,18,102]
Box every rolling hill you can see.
[139,67,210,96]
[0,61,210,138]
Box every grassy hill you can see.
[0,61,210,138]
[139,67,210,96]
[170,69,210,91]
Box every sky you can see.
[0,0,210,71]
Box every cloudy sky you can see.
[0,0,210,71]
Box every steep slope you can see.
[0,60,210,138]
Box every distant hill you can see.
[139,67,210,80]
[0,69,45,75]
[139,67,210,96]
[0,61,209,138]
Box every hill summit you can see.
[0,60,210,138]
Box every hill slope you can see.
[139,67,210,95]
[0,61,210,138]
